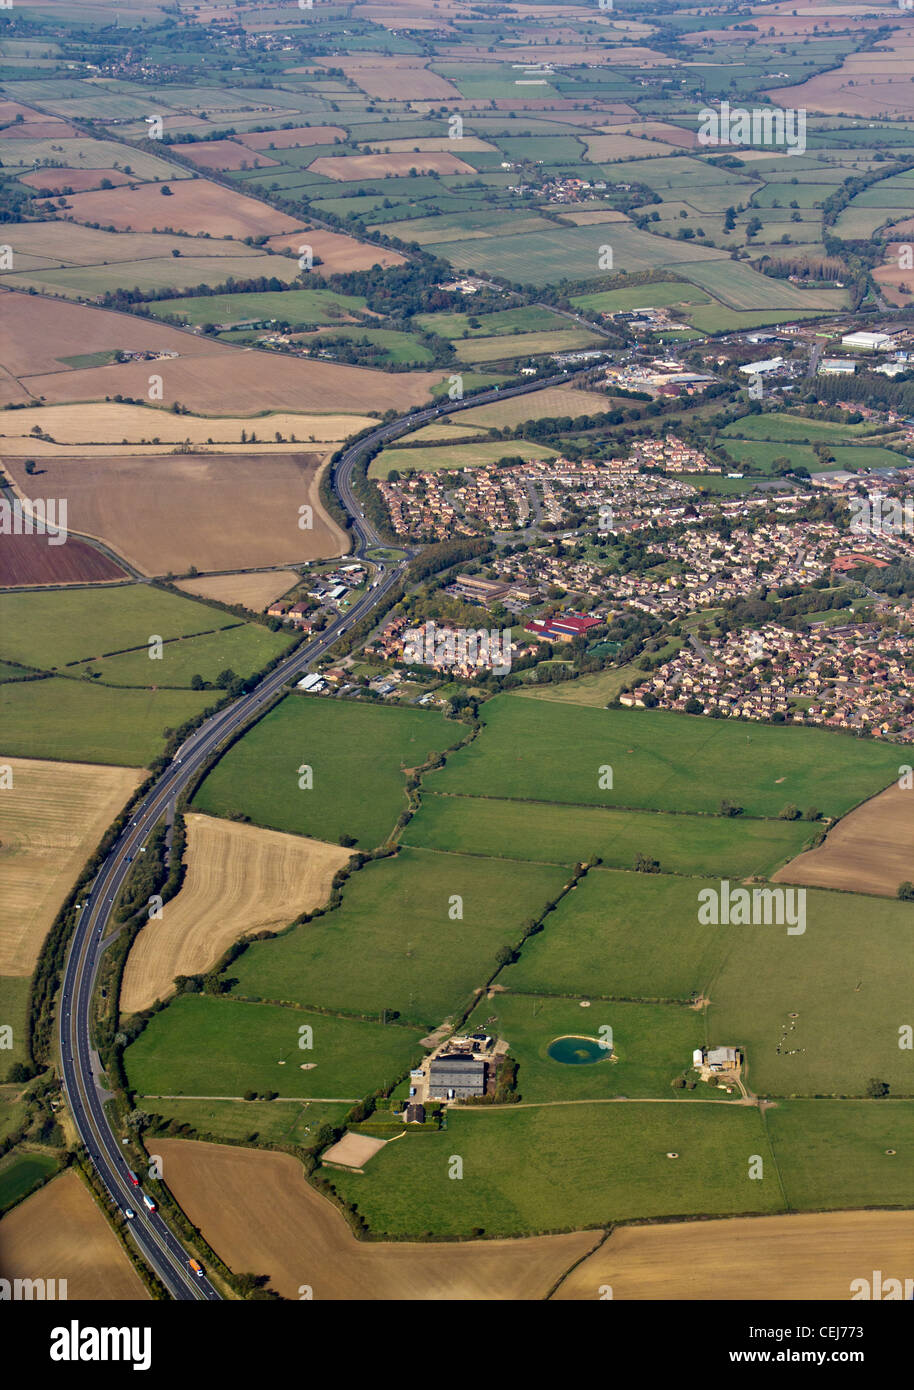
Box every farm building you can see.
[427,1054,486,1101]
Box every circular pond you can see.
[547,1035,612,1065]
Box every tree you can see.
[897,881,914,901]
[24,459,36,475]
[779,803,801,821]
[865,1078,889,1098]
[720,799,743,817]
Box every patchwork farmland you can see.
[3,0,914,1330]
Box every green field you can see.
[720,412,878,443]
[144,286,368,327]
[144,1096,350,1146]
[433,695,900,820]
[0,975,31,1071]
[502,867,729,1002]
[708,889,914,1098]
[466,993,705,1103]
[125,995,424,1100]
[680,260,847,312]
[193,695,463,848]
[404,793,813,878]
[2,255,306,301]
[0,677,212,766]
[230,845,566,1028]
[453,328,600,363]
[327,1103,783,1236]
[72,622,294,688]
[571,282,711,314]
[0,1152,59,1214]
[432,223,727,288]
[416,306,569,338]
[0,585,231,671]
[766,1100,914,1210]
[368,439,558,479]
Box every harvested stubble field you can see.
[58,179,307,238]
[265,228,405,272]
[19,350,438,416]
[773,783,914,898]
[458,385,614,427]
[553,1210,914,1300]
[3,452,347,576]
[121,814,353,1013]
[0,533,128,587]
[176,569,300,611]
[0,1170,148,1300]
[0,403,374,448]
[0,756,141,975]
[154,1138,599,1300]
[310,152,476,181]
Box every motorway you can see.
[57,364,592,1299]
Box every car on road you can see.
[124,1208,135,1220]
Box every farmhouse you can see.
[427,1054,486,1101]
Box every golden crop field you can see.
[773,783,914,898]
[553,1210,914,1300]
[0,757,141,976]
[175,570,300,611]
[120,815,353,1013]
[0,1170,148,1300]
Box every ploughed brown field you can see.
[156,1139,600,1300]
[178,141,281,172]
[0,531,128,586]
[18,349,436,416]
[121,815,353,1014]
[58,178,307,238]
[3,452,348,576]
[773,782,913,898]
[0,288,221,378]
[553,1210,914,1300]
[20,168,133,194]
[0,1170,148,1300]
